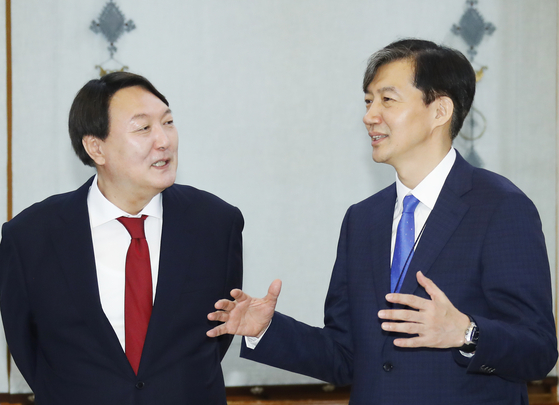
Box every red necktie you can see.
[117,215,153,375]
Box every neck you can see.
[395,145,451,190]
[96,177,155,216]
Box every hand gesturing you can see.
[206,279,282,338]
[378,271,470,348]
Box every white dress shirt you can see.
[246,148,457,349]
[87,175,163,350]
[391,148,456,262]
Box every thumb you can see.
[416,271,442,300]
[266,279,282,302]
[417,271,448,302]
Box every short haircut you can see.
[363,38,476,140]
[68,72,169,166]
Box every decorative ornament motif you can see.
[90,0,136,76]
[451,0,495,167]
[451,0,495,61]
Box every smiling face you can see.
[363,59,451,186]
[84,85,178,214]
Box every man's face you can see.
[96,86,178,203]
[363,59,439,171]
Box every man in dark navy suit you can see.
[207,39,557,404]
[0,72,242,404]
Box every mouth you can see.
[370,133,388,143]
[152,159,170,168]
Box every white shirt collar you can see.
[87,174,163,228]
[395,148,456,209]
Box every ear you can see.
[434,96,454,128]
[82,135,106,166]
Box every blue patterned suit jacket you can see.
[242,152,557,405]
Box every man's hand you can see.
[206,279,282,338]
[377,271,470,348]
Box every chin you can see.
[152,173,177,192]
[372,153,386,164]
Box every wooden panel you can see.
[0,380,554,404]
[226,379,559,404]
[228,401,348,405]
[226,384,350,404]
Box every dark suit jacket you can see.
[0,177,243,405]
[242,152,557,405]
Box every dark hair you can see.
[68,72,169,166]
[363,39,476,140]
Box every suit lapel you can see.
[50,177,132,376]
[369,185,397,309]
[398,153,473,295]
[146,186,192,320]
[139,185,194,374]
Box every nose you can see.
[154,124,171,150]
[363,102,382,127]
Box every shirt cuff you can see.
[244,321,272,349]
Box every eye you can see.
[164,119,174,125]
[382,96,393,102]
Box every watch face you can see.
[465,323,479,344]
[460,321,478,353]
[472,326,480,342]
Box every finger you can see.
[378,309,421,322]
[230,288,248,302]
[206,324,227,338]
[214,299,236,311]
[207,310,230,323]
[381,321,422,335]
[416,271,445,301]
[385,292,429,310]
[265,279,282,302]
[392,336,429,348]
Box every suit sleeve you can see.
[217,207,244,360]
[241,208,354,386]
[0,224,37,389]
[461,193,557,381]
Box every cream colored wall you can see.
[3,0,557,390]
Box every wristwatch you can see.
[459,318,479,353]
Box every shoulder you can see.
[448,152,530,205]
[4,188,82,235]
[467,166,533,209]
[163,184,243,221]
[470,166,523,193]
[348,182,396,213]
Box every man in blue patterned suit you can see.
[207,39,557,404]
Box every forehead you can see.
[108,86,168,120]
[366,58,416,94]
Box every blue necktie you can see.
[391,194,420,293]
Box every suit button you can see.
[480,365,495,374]
[383,362,394,372]
[136,381,145,389]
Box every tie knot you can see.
[117,215,147,239]
[402,194,420,214]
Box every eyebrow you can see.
[130,108,173,122]
[365,86,400,97]
[378,86,399,94]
